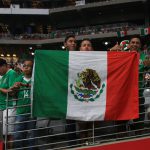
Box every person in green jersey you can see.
[11,59,36,149]
[0,58,18,148]
[0,59,18,110]
[128,36,150,135]
[111,36,150,136]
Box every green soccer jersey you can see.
[15,76,31,115]
[0,69,18,110]
[139,53,149,96]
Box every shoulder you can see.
[140,53,146,58]
[14,74,24,82]
[8,69,17,75]
[139,53,147,62]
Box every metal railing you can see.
[1,73,150,150]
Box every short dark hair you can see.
[22,58,33,64]
[80,38,92,45]
[64,34,75,43]
[129,35,141,42]
[81,38,91,42]
[0,58,7,67]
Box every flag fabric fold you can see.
[32,51,139,121]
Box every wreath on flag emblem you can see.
[70,68,105,102]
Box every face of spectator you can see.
[80,40,93,51]
[22,61,33,76]
[64,37,76,51]
[129,38,141,52]
[0,65,7,76]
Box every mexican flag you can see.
[117,31,127,37]
[140,27,150,36]
[0,140,3,150]
[32,51,139,121]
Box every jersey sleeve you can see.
[8,71,19,87]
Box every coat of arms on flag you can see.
[70,68,105,102]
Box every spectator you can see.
[128,36,150,135]
[0,58,18,149]
[12,59,36,149]
[36,34,78,148]
[111,36,150,136]
[79,38,93,51]
[78,39,94,144]
[13,62,23,75]
[64,34,77,146]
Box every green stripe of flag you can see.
[140,28,145,36]
[33,50,69,118]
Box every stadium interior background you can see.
[0,1,150,150]
[0,0,150,63]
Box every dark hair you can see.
[81,38,91,42]
[129,35,141,42]
[0,58,7,67]
[64,34,75,43]
[7,63,14,69]
[80,38,92,45]
[22,58,33,64]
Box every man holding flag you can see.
[128,36,150,134]
[63,34,77,146]
[110,35,150,135]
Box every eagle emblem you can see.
[70,68,105,102]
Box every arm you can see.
[10,82,30,91]
[0,82,21,95]
[8,82,22,96]
[110,42,123,51]
[0,88,12,94]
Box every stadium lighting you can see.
[31,52,34,56]
[62,46,65,49]
[104,42,109,45]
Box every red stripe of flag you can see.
[147,27,150,34]
[0,140,3,150]
[105,52,139,120]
